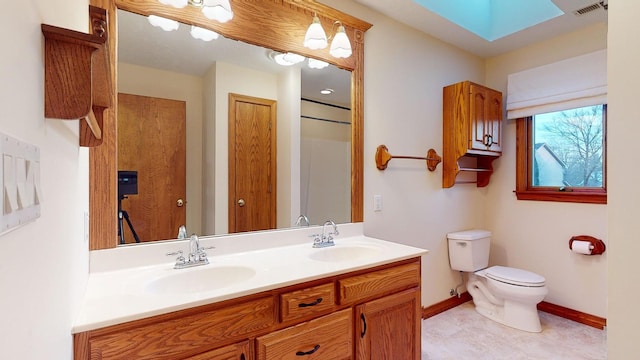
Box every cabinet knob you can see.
[176,198,184,207]
[237,198,246,207]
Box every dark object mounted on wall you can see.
[569,235,606,255]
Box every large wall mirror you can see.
[88,0,370,250]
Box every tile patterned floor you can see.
[422,302,607,360]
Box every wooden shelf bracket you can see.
[375,145,442,172]
[41,6,112,147]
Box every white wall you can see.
[118,62,204,236]
[484,23,608,318]
[0,0,89,358]
[321,0,487,307]
[608,0,640,355]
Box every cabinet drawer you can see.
[184,339,252,360]
[86,297,275,360]
[256,309,352,360]
[280,282,337,323]
[338,262,420,305]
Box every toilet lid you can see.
[485,266,546,287]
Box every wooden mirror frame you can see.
[87,0,371,250]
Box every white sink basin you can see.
[144,266,256,295]
[309,244,382,263]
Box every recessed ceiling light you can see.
[320,88,334,95]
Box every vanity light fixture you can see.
[156,0,234,23]
[303,14,328,50]
[201,0,234,23]
[329,22,352,58]
[308,58,329,69]
[269,51,306,66]
[190,25,219,41]
[303,14,352,59]
[147,15,180,31]
[159,0,188,8]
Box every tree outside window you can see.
[515,105,606,204]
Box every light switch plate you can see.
[0,133,40,235]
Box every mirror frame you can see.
[87,0,371,250]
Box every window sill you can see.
[515,190,606,204]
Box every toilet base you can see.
[467,273,546,333]
[473,299,542,333]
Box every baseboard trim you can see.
[422,292,472,319]
[421,294,606,330]
[537,301,606,330]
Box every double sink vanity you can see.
[73,224,427,359]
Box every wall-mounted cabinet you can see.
[442,81,503,188]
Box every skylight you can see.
[413,0,564,42]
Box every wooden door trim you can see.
[228,93,277,233]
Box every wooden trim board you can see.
[422,293,606,330]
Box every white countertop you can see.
[73,224,428,333]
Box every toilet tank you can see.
[447,229,491,272]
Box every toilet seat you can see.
[485,266,546,287]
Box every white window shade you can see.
[506,49,607,119]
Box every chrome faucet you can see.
[177,225,188,239]
[295,214,310,227]
[167,234,214,269]
[312,220,339,248]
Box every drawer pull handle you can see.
[298,297,323,308]
[360,313,367,338]
[296,344,320,356]
[240,354,245,360]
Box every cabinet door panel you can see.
[356,288,421,360]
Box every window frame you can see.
[515,106,607,204]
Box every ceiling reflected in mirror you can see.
[117,9,351,107]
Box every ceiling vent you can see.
[573,1,607,16]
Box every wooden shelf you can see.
[41,6,112,147]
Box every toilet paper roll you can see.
[571,240,593,255]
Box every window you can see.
[515,104,606,204]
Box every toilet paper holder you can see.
[569,235,606,255]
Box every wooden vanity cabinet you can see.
[74,258,421,360]
[442,81,503,188]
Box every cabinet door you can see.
[184,340,252,360]
[256,309,352,360]
[355,288,421,360]
[469,83,502,153]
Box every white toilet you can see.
[447,229,548,332]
